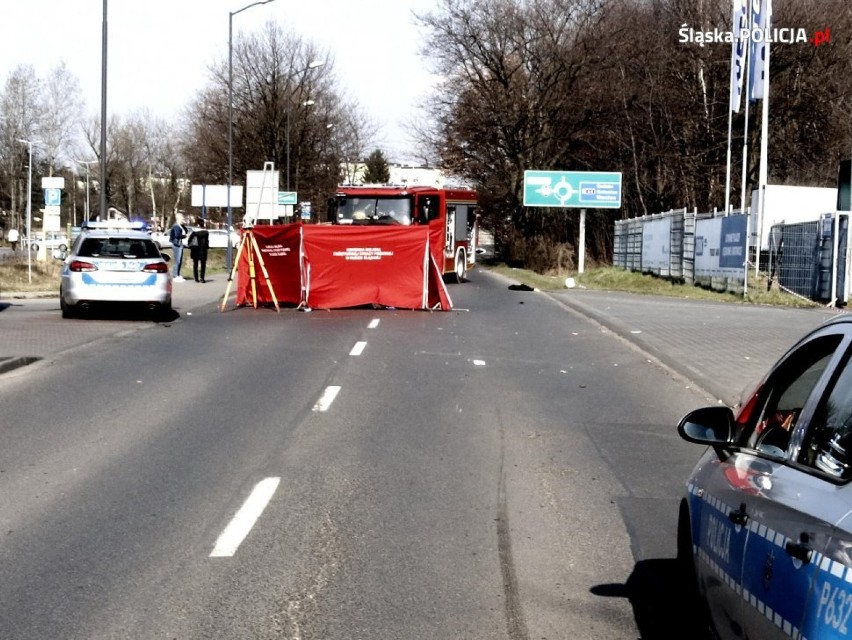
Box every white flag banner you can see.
[730,0,749,112]
[749,0,772,101]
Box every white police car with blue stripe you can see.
[678,315,852,639]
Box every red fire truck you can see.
[328,184,480,281]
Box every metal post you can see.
[286,108,290,192]
[227,11,234,269]
[85,166,90,221]
[17,140,33,283]
[76,160,96,222]
[100,0,108,221]
[227,0,278,271]
[72,166,77,227]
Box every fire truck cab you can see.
[328,184,479,282]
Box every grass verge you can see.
[484,263,825,309]
[0,248,232,296]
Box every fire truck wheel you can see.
[454,250,467,283]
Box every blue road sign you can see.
[523,170,622,208]
[278,191,297,205]
[44,188,61,206]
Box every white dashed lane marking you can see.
[210,477,280,558]
[313,385,341,412]
[349,341,367,356]
[368,319,380,329]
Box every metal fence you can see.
[766,214,848,303]
[614,209,850,303]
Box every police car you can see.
[678,314,852,640]
[59,221,172,319]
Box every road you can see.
[0,271,837,639]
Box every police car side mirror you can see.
[678,406,736,446]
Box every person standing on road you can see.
[187,218,210,283]
[169,213,187,281]
[7,228,18,252]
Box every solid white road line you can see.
[210,477,281,558]
[368,319,380,329]
[312,385,341,412]
[349,341,367,356]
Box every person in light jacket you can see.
[169,213,187,281]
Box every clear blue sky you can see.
[0,0,439,162]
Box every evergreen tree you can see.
[362,149,390,184]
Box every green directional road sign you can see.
[278,191,297,205]
[523,170,622,208]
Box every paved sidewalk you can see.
[0,275,232,374]
[546,288,842,406]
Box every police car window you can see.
[744,335,840,459]
[800,347,852,479]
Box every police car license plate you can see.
[98,260,142,272]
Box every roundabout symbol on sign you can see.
[535,178,575,206]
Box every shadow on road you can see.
[592,559,713,639]
[65,303,179,323]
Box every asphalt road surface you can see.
[0,270,811,639]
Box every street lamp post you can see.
[17,138,38,283]
[286,61,324,193]
[100,0,108,223]
[76,160,97,222]
[228,0,277,270]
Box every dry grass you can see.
[0,255,63,295]
[485,264,825,309]
[0,248,232,296]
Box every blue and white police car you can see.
[678,314,852,639]
[59,221,172,320]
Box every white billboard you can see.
[246,165,285,222]
[641,216,671,271]
[191,184,243,208]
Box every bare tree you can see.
[415,0,852,270]
[182,20,375,222]
[0,65,43,233]
[39,61,86,176]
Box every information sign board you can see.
[523,170,622,208]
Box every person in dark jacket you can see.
[186,218,210,283]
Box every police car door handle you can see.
[785,537,813,564]
[728,503,748,526]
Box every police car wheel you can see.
[60,297,74,319]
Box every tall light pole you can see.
[17,138,39,283]
[286,61,324,193]
[76,160,97,222]
[228,0,277,270]
[100,0,108,222]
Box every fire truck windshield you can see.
[336,196,413,225]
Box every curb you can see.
[0,356,42,375]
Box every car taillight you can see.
[142,262,169,273]
[69,260,97,272]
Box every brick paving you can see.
[548,289,843,405]
[0,276,230,373]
